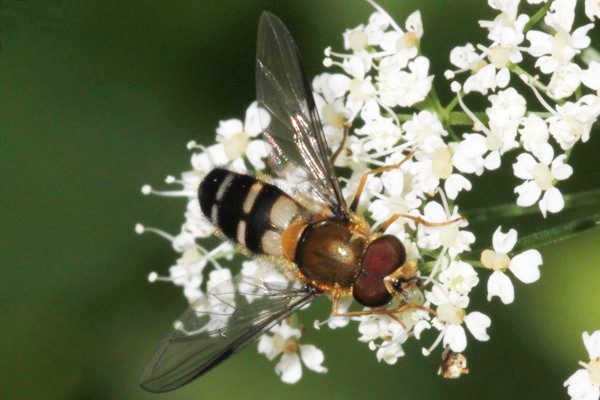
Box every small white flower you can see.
[357,309,415,365]
[463,63,510,94]
[449,43,482,71]
[547,62,582,99]
[544,0,577,32]
[526,21,594,74]
[355,115,402,151]
[379,10,423,65]
[258,320,327,384]
[438,260,479,296]
[513,143,573,217]
[408,145,472,200]
[342,12,390,52]
[548,95,600,150]
[480,0,528,47]
[418,202,474,258]
[215,102,271,169]
[378,56,433,107]
[481,227,543,304]
[422,285,491,354]
[518,114,550,152]
[402,110,447,153]
[564,331,600,400]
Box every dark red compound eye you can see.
[353,235,406,307]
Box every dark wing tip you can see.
[139,341,184,393]
[139,359,169,393]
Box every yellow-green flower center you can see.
[481,249,511,271]
[588,359,600,387]
[437,303,464,325]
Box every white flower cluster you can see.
[138,0,597,387]
[447,0,600,217]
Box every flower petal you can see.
[583,331,600,359]
[533,142,554,165]
[564,368,599,400]
[551,154,573,181]
[509,249,542,283]
[542,187,565,214]
[300,344,328,373]
[514,180,542,207]
[484,150,501,170]
[216,119,244,138]
[413,320,431,339]
[487,271,515,304]
[464,311,491,342]
[275,353,303,384]
[258,335,280,361]
[513,153,537,180]
[244,101,269,137]
[443,324,467,353]
[492,226,518,253]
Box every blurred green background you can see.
[1,0,599,399]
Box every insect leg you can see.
[330,123,350,166]
[331,303,435,328]
[377,213,465,233]
[349,151,415,212]
[383,260,420,297]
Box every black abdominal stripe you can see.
[199,168,304,256]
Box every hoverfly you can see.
[140,11,441,393]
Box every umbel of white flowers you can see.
[138,0,599,393]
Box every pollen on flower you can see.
[588,359,600,386]
[481,249,510,271]
[437,303,465,325]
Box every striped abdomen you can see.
[198,168,307,257]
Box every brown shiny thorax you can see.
[294,218,368,291]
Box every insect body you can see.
[140,11,418,393]
[198,168,407,307]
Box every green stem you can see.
[423,86,446,117]
[523,0,553,32]
[444,97,459,114]
[512,212,600,252]
[464,188,600,222]
[462,212,600,259]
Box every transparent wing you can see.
[140,275,317,393]
[256,12,349,219]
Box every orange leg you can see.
[330,123,350,166]
[378,213,466,233]
[330,293,435,328]
[350,151,415,212]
